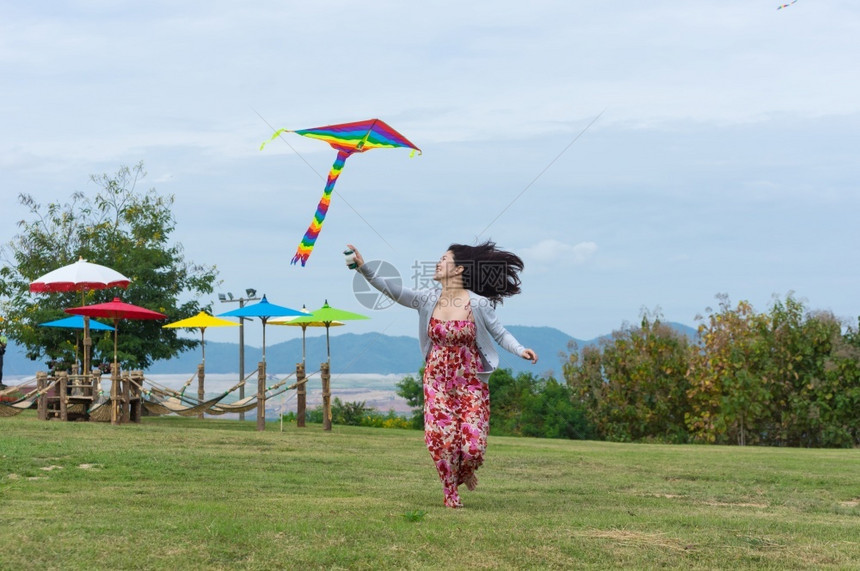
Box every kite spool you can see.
[344,249,358,270]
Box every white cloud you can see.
[521,239,598,268]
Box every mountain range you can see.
[1,323,697,379]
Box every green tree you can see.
[564,312,692,443]
[395,367,425,429]
[686,296,772,445]
[820,317,860,447]
[685,293,858,447]
[489,368,593,439]
[0,163,218,370]
[762,296,852,446]
[330,398,371,426]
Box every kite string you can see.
[476,109,605,239]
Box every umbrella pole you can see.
[199,328,206,421]
[83,316,91,381]
[74,331,80,375]
[262,319,267,363]
[297,326,308,428]
[111,320,119,425]
[302,325,307,368]
[323,323,332,431]
[81,289,90,381]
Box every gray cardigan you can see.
[357,263,526,383]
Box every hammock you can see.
[87,396,112,422]
[142,393,229,417]
[89,389,210,422]
[207,376,310,415]
[0,398,37,418]
[135,369,307,417]
[137,371,248,417]
[86,372,125,422]
[206,394,259,415]
[0,380,59,418]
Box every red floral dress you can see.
[423,305,489,508]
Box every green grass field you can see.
[1,413,858,570]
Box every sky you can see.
[2,1,859,356]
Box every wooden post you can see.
[90,370,101,422]
[110,362,119,426]
[59,371,69,421]
[256,361,266,432]
[197,363,205,420]
[91,369,100,402]
[131,370,143,423]
[121,370,131,423]
[37,372,48,421]
[296,362,306,428]
[321,362,331,431]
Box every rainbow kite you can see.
[777,0,797,8]
[261,119,421,266]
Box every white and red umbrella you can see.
[30,258,131,293]
[30,258,130,376]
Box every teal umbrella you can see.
[39,315,115,371]
[40,315,114,331]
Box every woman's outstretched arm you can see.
[347,244,423,310]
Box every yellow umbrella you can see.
[269,305,343,366]
[163,311,239,363]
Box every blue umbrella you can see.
[39,315,115,371]
[217,295,303,362]
[40,315,115,331]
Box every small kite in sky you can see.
[261,119,421,266]
[777,0,797,9]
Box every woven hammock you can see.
[206,394,259,415]
[87,397,112,422]
[0,381,59,418]
[142,393,229,417]
[0,399,36,418]
[134,371,306,417]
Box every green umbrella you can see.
[269,305,343,367]
[289,300,369,363]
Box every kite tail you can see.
[292,150,350,266]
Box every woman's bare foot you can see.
[464,473,478,491]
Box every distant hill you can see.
[145,332,421,375]
[1,322,698,378]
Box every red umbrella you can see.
[66,297,166,371]
[66,297,165,425]
[30,257,131,376]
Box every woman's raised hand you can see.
[346,244,365,269]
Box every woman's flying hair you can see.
[448,240,524,304]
